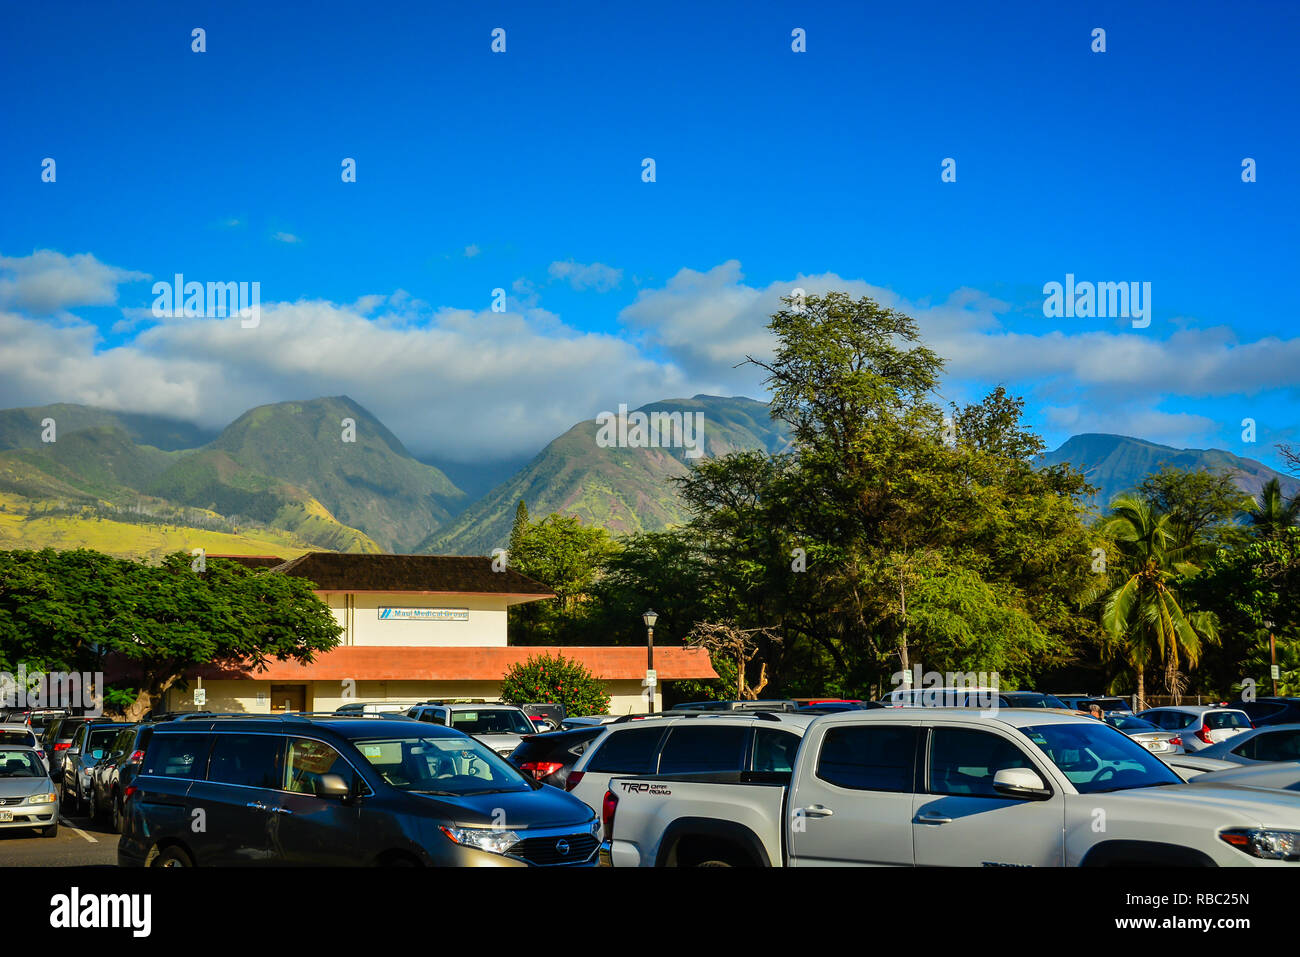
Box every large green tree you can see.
[0,549,341,720]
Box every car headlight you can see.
[27,792,58,805]
[1220,828,1300,861]
[439,826,520,855]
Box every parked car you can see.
[90,723,155,832]
[1164,753,1239,780]
[60,721,130,815]
[563,711,816,825]
[0,746,59,837]
[1193,723,1300,765]
[798,701,886,714]
[333,701,423,715]
[405,702,537,757]
[0,724,46,771]
[1138,706,1253,752]
[561,715,622,729]
[1235,697,1300,728]
[884,688,1072,711]
[1102,712,1183,755]
[1056,696,1132,714]
[521,703,566,733]
[117,714,599,866]
[601,709,1300,867]
[507,727,606,788]
[41,715,103,778]
[7,709,69,734]
[670,700,800,713]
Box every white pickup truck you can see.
[599,709,1300,867]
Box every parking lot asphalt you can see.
[0,808,121,866]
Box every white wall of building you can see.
[324,592,511,647]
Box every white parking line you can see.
[58,817,98,844]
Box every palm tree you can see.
[1088,496,1217,706]
[1246,478,1300,539]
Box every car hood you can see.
[0,776,52,798]
[1094,782,1300,824]
[412,784,595,830]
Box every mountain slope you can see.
[205,396,464,552]
[422,395,790,556]
[0,403,215,452]
[1037,433,1300,510]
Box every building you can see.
[163,553,716,714]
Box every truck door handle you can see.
[271,806,293,815]
[245,801,267,810]
[799,805,834,818]
[915,812,952,825]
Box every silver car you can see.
[1103,712,1184,755]
[1137,706,1253,752]
[0,747,59,837]
[1194,723,1300,765]
[1189,762,1300,792]
[406,703,537,757]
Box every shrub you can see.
[499,652,610,717]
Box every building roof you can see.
[270,552,554,599]
[194,645,716,682]
[207,554,287,569]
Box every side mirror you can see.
[91,749,105,760]
[317,773,350,798]
[992,767,1051,800]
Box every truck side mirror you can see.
[992,767,1051,800]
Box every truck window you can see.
[752,728,800,773]
[815,726,916,792]
[657,725,748,774]
[928,728,1035,797]
[586,727,665,774]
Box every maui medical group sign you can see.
[378,607,469,621]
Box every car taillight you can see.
[53,742,71,751]
[124,785,138,801]
[520,761,565,781]
[1169,736,1182,746]
[128,750,146,763]
[564,771,584,791]
[1196,723,1214,744]
[602,789,618,837]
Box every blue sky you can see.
[1,0,1297,469]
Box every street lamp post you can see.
[1266,619,1278,697]
[643,610,658,713]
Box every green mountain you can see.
[1037,433,1300,511]
[204,396,464,552]
[421,395,791,556]
[0,403,215,452]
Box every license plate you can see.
[0,811,13,822]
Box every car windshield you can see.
[1022,723,1182,793]
[88,729,121,752]
[351,735,532,796]
[1105,714,1161,733]
[0,750,45,777]
[447,709,534,736]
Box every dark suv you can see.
[117,715,599,867]
[90,724,155,832]
[1236,697,1300,727]
[60,721,130,815]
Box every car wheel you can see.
[696,860,733,867]
[41,823,58,838]
[151,846,194,868]
[111,796,124,835]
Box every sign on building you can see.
[378,607,470,621]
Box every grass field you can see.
[0,493,313,562]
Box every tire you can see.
[111,796,124,835]
[151,846,194,868]
[696,860,733,867]
[41,824,58,838]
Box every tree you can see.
[686,621,783,699]
[0,549,342,721]
[1138,466,1251,550]
[1086,497,1217,705]
[508,499,529,564]
[1245,478,1300,540]
[509,514,618,643]
[498,651,610,717]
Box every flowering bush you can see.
[499,651,610,717]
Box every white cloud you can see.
[0,250,148,315]
[548,260,623,292]
[272,232,301,244]
[464,244,481,258]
